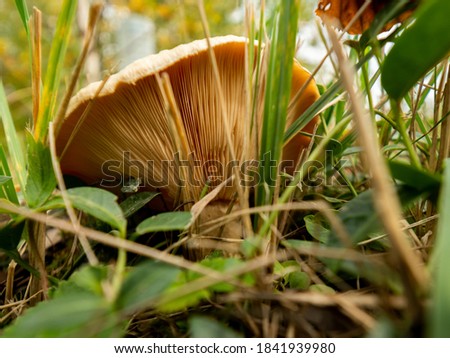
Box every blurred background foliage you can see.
[0,0,318,139]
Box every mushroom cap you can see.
[56,35,319,206]
[316,0,415,35]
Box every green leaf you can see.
[1,263,126,337]
[1,292,118,338]
[159,257,254,312]
[135,211,192,235]
[389,160,441,192]
[120,192,159,218]
[304,214,330,244]
[35,0,77,141]
[53,265,109,298]
[189,316,243,338]
[382,0,450,99]
[328,190,382,247]
[328,186,428,247]
[0,81,27,193]
[157,272,210,313]
[288,271,310,290]
[14,0,30,35]
[116,261,180,313]
[200,257,254,292]
[44,187,126,237]
[429,159,450,337]
[25,134,57,208]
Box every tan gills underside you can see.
[56,35,319,206]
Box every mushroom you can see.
[316,0,416,35]
[55,35,319,251]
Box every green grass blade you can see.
[257,0,300,206]
[34,0,77,142]
[14,0,30,35]
[0,145,19,205]
[0,81,27,195]
[429,159,450,337]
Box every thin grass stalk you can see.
[48,122,98,266]
[435,60,450,169]
[34,0,77,142]
[257,0,300,208]
[26,220,47,305]
[326,26,427,307]
[53,2,103,137]
[258,117,351,237]
[0,146,19,205]
[30,8,42,128]
[0,83,27,194]
[437,61,450,168]
[197,0,253,238]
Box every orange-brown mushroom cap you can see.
[56,35,319,206]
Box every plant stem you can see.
[393,100,422,169]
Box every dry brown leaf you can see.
[316,0,416,35]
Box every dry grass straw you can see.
[197,0,253,238]
[49,122,98,266]
[53,2,103,137]
[326,25,428,311]
[30,7,41,127]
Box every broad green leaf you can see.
[159,257,254,312]
[34,0,77,141]
[288,271,310,290]
[1,264,122,338]
[0,81,27,193]
[25,134,57,208]
[120,192,159,218]
[1,292,120,338]
[328,186,429,247]
[304,214,330,244]
[157,271,211,313]
[189,316,243,338]
[389,160,441,192]
[135,211,192,235]
[199,257,254,292]
[52,265,109,299]
[44,187,126,237]
[328,190,382,247]
[382,0,450,99]
[116,261,180,313]
[429,159,450,337]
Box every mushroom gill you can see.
[56,35,320,247]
